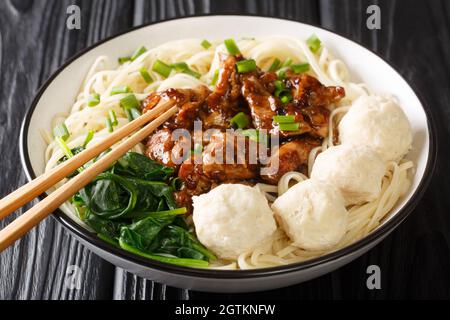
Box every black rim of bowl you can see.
[20,14,437,279]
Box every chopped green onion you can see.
[105,117,114,133]
[171,62,190,72]
[274,80,284,90]
[130,107,141,119]
[201,39,212,49]
[139,67,153,84]
[53,123,70,141]
[307,34,321,53]
[236,59,257,73]
[273,115,296,124]
[118,56,131,64]
[230,112,250,129]
[111,86,130,95]
[292,63,310,74]
[279,122,300,131]
[152,59,172,78]
[277,68,287,80]
[282,58,293,67]
[211,69,219,86]
[274,80,289,97]
[82,130,94,148]
[268,58,281,72]
[109,110,118,126]
[241,129,267,145]
[124,108,133,122]
[55,137,74,159]
[87,93,100,107]
[224,38,241,55]
[183,68,201,79]
[130,46,147,61]
[120,94,140,110]
[280,94,293,104]
[171,62,201,79]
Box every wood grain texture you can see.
[0,0,449,300]
[0,0,133,300]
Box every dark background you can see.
[0,0,449,300]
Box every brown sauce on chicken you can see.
[141,53,345,211]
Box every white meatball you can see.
[311,144,386,205]
[339,95,413,162]
[272,180,347,251]
[192,184,277,260]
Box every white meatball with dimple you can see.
[272,180,348,251]
[311,144,386,205]
[339,95,413,162]
[193,184,277,260]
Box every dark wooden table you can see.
[0,0,449,300]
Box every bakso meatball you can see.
[192,184,277,260]
[311,144,386,205]
[272,180,348,251]
[339,95,413,162]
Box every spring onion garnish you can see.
[282,58,293,67]
[109,110,118,126]
[224,38,241,55]
[139,67,153,84]
[130,46,147,61]
[201,39,212,49]
[292,63,310,74]
[230,112,250,129]
[171,62,201,79]
[120,94,140,110]
[307,34,321,53]
[124,107,141,121]
[111,86,130,95]
[273,115,295,124]
[55,137,74,159]
[82,130,94,148]
[280,94,293,104]
[87,93,100,107]
[124,109,133,122]
[130,107,141,120]
[105,117,114,133]
[118,56,131,64]
[241,129,267,145]
[53,123,70,141]
[236,59,257,73]
[152,59,172,78]
[274,80,290,98]
[279,122,300,131]
[211,69,219,86]
[277,68,287,80]
[268,58,281,72]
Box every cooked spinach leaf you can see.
[70,151,214,268]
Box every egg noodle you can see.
[43,36,413,269]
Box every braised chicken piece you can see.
[240,71,279,131]
[261,137,321,184]
[284,73,345,138]
[141,52,346,210]
[142,86,210,130]
[201,132,259,181]
[145,129,191,169]
[202,54,243,129]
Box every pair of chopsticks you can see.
[0,100,177,252]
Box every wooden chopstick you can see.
[0,104,177,252]
[0,99,174,221]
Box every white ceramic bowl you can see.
[20,15,436,293]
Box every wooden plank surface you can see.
[0,0,449,300]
